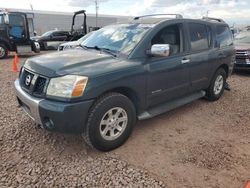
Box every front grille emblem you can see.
[25,75,32,86]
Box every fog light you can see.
[44,117,54,130]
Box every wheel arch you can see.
[218,64,229,78]
[0,38,12,50]
[95,87,140,115]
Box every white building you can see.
[2,8,131,35]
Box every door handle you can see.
[181,59,190,64]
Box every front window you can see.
[81,24,152,55]
[9,14,26,39]
[234,33,250,44]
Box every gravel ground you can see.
[0,54,250,187]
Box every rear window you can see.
[216,26,233,47]
[188,23,210,51]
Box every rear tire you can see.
[82,93,136,151]
[206,68,226,101]
[0,43,8,59]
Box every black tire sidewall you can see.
[87,94,136,151]
[207,68,226,101]
[0,43,8,59]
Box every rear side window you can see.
[54,32,68,37]
[216,26,233,47]
[188,23,210,51]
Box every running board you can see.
[138,90,206,120]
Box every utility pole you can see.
[95,0,99,28]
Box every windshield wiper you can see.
[81,45,118,57]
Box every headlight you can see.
[47,75,88,98]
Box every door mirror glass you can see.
[150,44,170,57]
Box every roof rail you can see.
[202,16,225,23]
[134,14,183,20]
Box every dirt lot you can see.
[0,54,250,187]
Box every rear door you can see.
[186,22,212,92]
[215,25,234,72]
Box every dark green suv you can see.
[15,14,235,151]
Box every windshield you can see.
[234,32,250,44]
[42,30,54,37]
[81,24,152,55]
[78,32,93,43]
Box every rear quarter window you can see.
[188,23,210,51]
[216,26,233,47]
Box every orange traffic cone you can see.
[245,181,250,188]
[14,53,20,64]
[11,54,19,72]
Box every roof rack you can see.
[202,16,225,23]
[134,14,183,20]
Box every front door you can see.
[147,23,190,107]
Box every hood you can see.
[24,49,137,78]
[235,43,250,51]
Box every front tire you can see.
[0,43,8,59]
[82,93,136,151]
[206,68,226,101]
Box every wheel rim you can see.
[99,107,128,141]
[214,75,224,95]
[0,46,6,58]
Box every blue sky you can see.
[1,0,250,25]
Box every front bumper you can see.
[234,63,250,70]
[14,79,94,133]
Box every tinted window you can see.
[9,14,25,26]
[152,24,182,56]
[216,26,233,47]
[53,32,65,37]
[9,14,26,39]
[188,23,209,51]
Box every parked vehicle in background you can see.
[15,14,235,151]
[234,32,250,70]
[0,10,40,59]
[58,32,93,51]
[70,10,87,41]
[32,30,70,50]
[33,10,89,51]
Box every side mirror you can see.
[149,44,170,57]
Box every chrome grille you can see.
[20,69,48,97]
